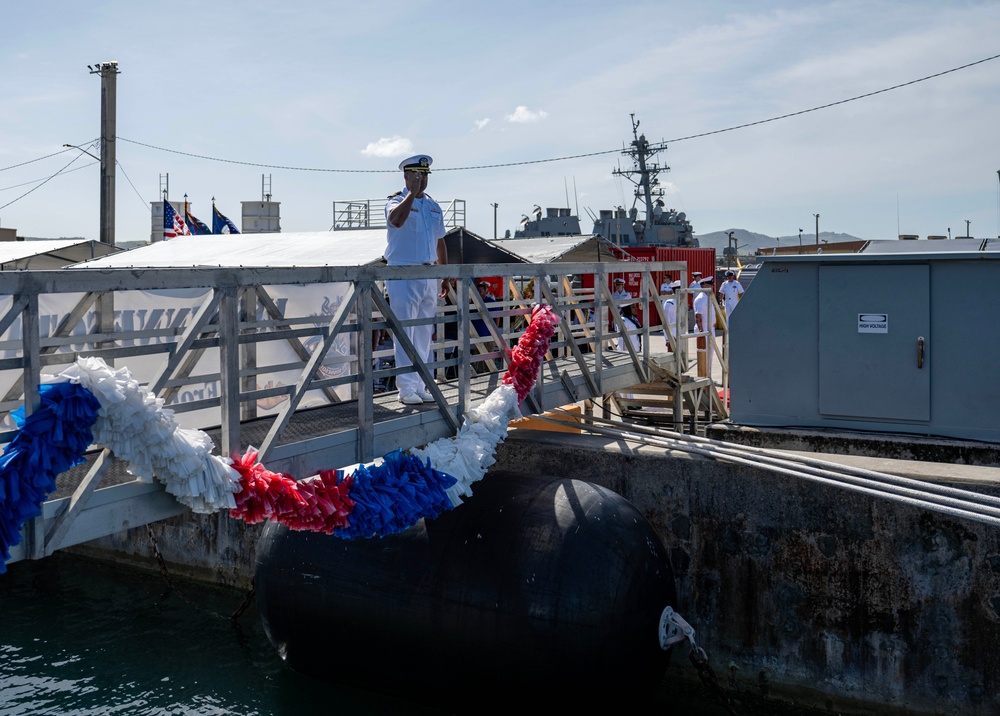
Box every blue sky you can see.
[2,0,999,243]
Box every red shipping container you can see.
[607,246,716,327]
[565,246,715,328]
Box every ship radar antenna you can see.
[612,115,670,243]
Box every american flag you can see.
[163,201,190,238]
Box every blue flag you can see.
[186,207,211,235]
[212,206,240,234]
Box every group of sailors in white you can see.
[613,270,744,379]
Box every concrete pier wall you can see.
[70,430,1000,715]
[493,431,1000,716]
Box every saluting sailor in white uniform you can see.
[385,154,448,405]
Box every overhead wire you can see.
[0,161,97,193]
[0,142,98,212]
[1,52,996,218]
[114,51,1000,174]
[0,145,80,173]
[115,159,151,213]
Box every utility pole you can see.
[727,231,735,270]
[965,219,971,239]
[798,228,803,254]
[490,202,498,239]
[814,214,820,246]
[89,61,119,247]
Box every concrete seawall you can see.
[493,431,1000,716]
[70,429,1000,715]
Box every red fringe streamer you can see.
[229,447,354,533]
[502,304,561,402]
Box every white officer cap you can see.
[700,276,715,285]
[613,277,625,284]
[398,154,433,172]
[669,280,683,290]
[692,271,702,277]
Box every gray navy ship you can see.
[511,115,697,247]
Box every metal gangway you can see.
[1,259,725,567]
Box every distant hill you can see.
[695,229,866,254]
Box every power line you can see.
[665,51,1000,144]
[0,143,97,212]
[0,146,75,173]
[0,161,97,193]
[115,159,151,213]
[118,51,1000,173]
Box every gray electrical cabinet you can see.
[728,248,1000,443]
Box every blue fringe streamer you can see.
[0,382,101,573]
[0,378,468,573]
[333,450,457,539]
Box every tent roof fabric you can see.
[485,235,622,264]
[0,239,115,265]
[71,230,627,270]
[72,231,389,268]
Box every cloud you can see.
[505,106,548,123]
[361,136,413,157]
[474,118,491,130]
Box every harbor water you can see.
[1,553,826,716]
[0,554,447,716]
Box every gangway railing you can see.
[0,259,704,566]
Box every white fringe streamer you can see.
[54,357,241,513]
[411,384,521,506]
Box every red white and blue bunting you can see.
[0,305,560,573]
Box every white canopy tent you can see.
[71,231,388,268]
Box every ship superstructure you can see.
[510,116,697,247]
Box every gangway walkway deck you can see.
[0,259,723,568]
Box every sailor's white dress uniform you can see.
[385,187,446,400]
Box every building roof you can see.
[859,238,991,254]
[0,239,118,270]
[442,228,526,264]
[485,235,623,264]
[755,240,868,257]
[71,231,389,268]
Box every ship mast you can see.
[612,114,668,243]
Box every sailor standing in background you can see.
[612,277,632,303]
[719,269,744,319]
[385,154,448,406]
[616,305,642,353]
[660,280,679,350]
[693,275,716,378]
[687,271,702,332]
